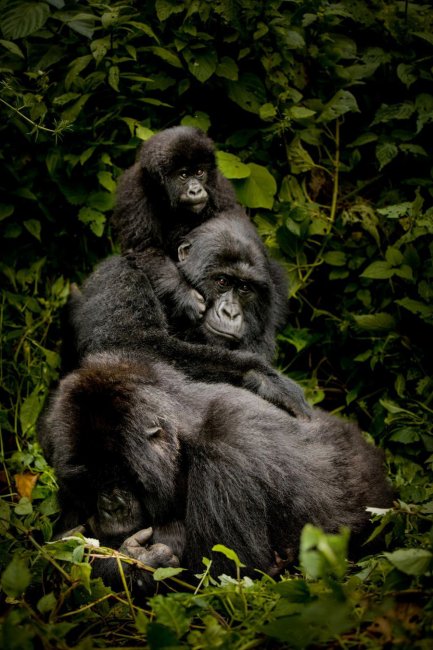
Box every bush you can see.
[1,1,432,647]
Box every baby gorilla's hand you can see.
[181,288,206,322]
[243,369,312,419]
[120,527,180,569]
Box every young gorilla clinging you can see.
[112,125,239,323]
[66,209,310,418]
[40,350,393,594]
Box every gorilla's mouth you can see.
[187,199,207,213]
[205,322,242,341]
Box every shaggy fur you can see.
[65,210,309,418]
[40,350,393,592]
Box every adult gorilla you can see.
[65,208,310,418]
[40,350,393,594]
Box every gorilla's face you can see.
[165,167,209,214]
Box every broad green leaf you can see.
[318,90,359,123]
[352,312,396,331]
[23,219,41,241]
[372,102,415,125]
[377,202,412,219]
[108,66,120,92]
[61,94,91,123]
[259,102,277,121]
[37,592,57,614]
[153,566,185,581]
[15,497,33,516]
[87,192,114,212]
[216,56,238,80]
[181,111,211,132]
[53,12,96,39]
[212,544,246,568]
[90,37,109,63]
[288,106,316,120]
[0,38,24,58]
[396,298,433,320]
[184,50,217,83]
[397,63,417,88]
[235,163,277,209]
[300,524,349,580]
[216,151,251,179]
[78,207,106,237]
[155,0,184,21]
[347,132,378,148]
[1,2,50,40]
[125,21,159,42]
[385,247,403,266]
[20,388,44,434]
[150,595,191,637]
[1,556,31,598]
[97,171,116,193]
[286,138,315,174]
[71,563,92,592]
[0,204,14,221]
[323,251,346,266]
[383,548,432,576]
[150,46,182,68]
[361,261,393,279]
[227,73,266,114]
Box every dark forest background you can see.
[0,1,432,647]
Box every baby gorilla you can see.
[40,350,393,594]
[112,125,239,323]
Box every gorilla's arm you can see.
[68,256,311,418]
[127,249,205,324]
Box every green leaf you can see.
[15,497,33,515]
[360,261,393,279]
[377,202,412,219]
[286,138,315,174]
[78,207,106,237]
[212,544,246,568]
[153,566,185,581]
[216,151,250,179]
[1,2,50,40]
[23,220,41,242]
[37,592,57,614]
[259,102,277,121]
[54,11,96,38]
[108,66,120,91]
[397,63,417,88]
[150,46,182,68]
[97,171,116,193]
[0,204,14,221]
[385,247,403,266]
[383,548,432,576]
[352,312,396,331]
[181,112,211,132]
[155,0,184,21]
[1,556,31,598]
[227,73,266,114]
[323,251,346,267]
[20,388,44,434]
[0,38,25,58]
[87,192,114,213]
[318,90,359,123]
[299,524,349,580]
[150,595,191,637]
[288,106,316,120]
[61,94,91,123]
[396,298,433,320]
[216,56,238,80]
[184,50,217,83]
[71,563,92,592]
[235,163,277,209]
[372,102,415,125]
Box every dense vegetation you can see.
[1,0,432,647]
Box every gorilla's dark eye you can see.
[179,171,188,180]
[238,283,251,294]
[195,168,204,177]
[216,276,229,288]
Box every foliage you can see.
[1,0,433,647]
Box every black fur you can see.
[65,211,309,418]
[111,126,240,323]
[40,350,393,592]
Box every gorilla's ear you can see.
[177,241,191,262]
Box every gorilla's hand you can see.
[243,369,311,419]
[120,527,180,569]
[181,288,206,323]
